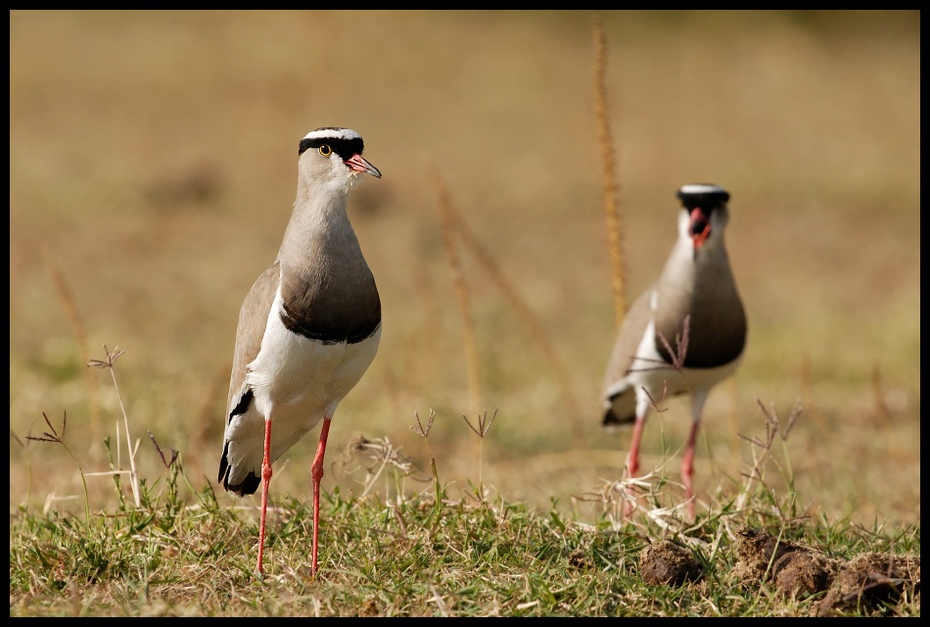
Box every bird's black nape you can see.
[677,183,730,210]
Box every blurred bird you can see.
[218,127,382,576]
[602,184,746,517]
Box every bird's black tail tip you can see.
[218,442,261,495]
[221,472,261,496]
[602,407,636,428]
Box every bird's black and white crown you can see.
[299,127,364,157]
[677,183,730,210]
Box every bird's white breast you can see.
[240,288,381,458]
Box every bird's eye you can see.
[318,144,332,157]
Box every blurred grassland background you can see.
[9,11,919,528]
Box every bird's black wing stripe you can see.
[229,388,254,424]
[218,441,230,484]
[218,388,254,485]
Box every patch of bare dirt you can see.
[637,526,919,616]
[815,552,921,617]
[638,540,703,586]
[733,525,840,597]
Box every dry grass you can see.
[433,172,482,421]
[10,10,920,537]
[593,18,627,329]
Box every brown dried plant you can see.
[463,408,498,496]
[433,171,482,421]
[41,245,102,446]
[594,18,627,329]
[435,180,584,447]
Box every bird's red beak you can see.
[345,154,382,179]
[689,207,711,249]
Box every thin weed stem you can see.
[41,245,101,447]
[440,194,584,448]
[26,411,90,525]
[463,409,497,494]
[736,398,803,514]
[88,345,141,507]
[411,410,443,521]
[433,172,482,419]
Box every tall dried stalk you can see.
[433,172,482,420]
[799,350,828,442]
[594,18,627,329]
[871,361,892,424]
[40,245,101,445]
[440,194,584,449]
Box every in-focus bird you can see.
[218,127,382,576]
[601,183,746,517]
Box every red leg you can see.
[681,420,700,520]
[257,416,273,574]
[310,417,332,577]
[624,417,646,516]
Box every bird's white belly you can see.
[234,290,381,466]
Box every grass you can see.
[10,408,922,617]
[10,10,920,616]
[9,352,920,616]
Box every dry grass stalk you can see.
[410,409,442,510]
[871,362,892,424]
[735,399,802,514]
[463,408,498,490]
[593,19,627,328]
[333,434,415,503]
[440,195,584,448]
[25,410,91,524]
[88,345,141,507]
[576,465,691,535]
[40,244,101,446]
[799,349,828,440]
[432,171,482,419]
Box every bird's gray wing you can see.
[602,288,654,426]
[217,261,280,490]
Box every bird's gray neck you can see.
[654,233,746,368]
[277,180,351,261]
[275,182,381,343]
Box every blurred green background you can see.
[10,11,920,526]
